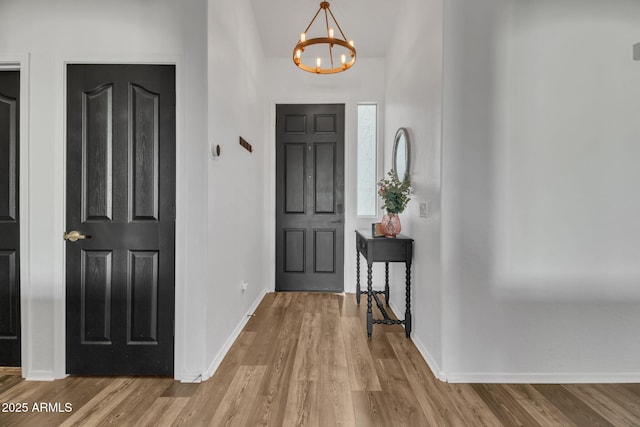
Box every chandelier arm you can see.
[303,6,323,34]
[327,7,348,40]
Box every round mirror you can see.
[392,127,410,182]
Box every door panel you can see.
[83,83,113,222]
[66,64,175,375]
[0,252,18,335]
[284,229,305,273]
[130,84,160,221]
[0,70,20,367]
[276,104,344,292]
[314,142,335,213]
[285,143,305,213]
[81,250,112,344]
[314,230,335,272]
[128,250,159,344]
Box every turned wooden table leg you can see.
[405,261,412,338]
[356,250,361,305]
[384,262,390,306]
[367,262,373,338]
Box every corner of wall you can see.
[389,300,446,382]
[198,288,267,383]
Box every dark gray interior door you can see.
[0,70,20,367]
[66,64,175,375]
[276,104,345,292]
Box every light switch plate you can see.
[419,202,429,218]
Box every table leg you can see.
[367,262,373,339]
[405,262,412,338]
[356,250,361,305]
[384,262,390,306]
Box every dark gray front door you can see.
[0,70,20,367]
[276,104,345,292]
[66,64,175,375]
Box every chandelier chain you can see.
[303,7,323,34]
[326,7,348,40]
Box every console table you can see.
[355,230,413,338]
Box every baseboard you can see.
[411,335,447,382]
[180,371,205,383]
[196,288,268,383]
[445,372,640,384]
[24,370,56,382]
[388,300,447,382]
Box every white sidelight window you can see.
[357,104,378,216]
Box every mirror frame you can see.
[392,127,410,182]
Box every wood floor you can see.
[1,292,640,426]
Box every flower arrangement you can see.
[378,171,411,214]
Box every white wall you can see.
[384,0,444,376]
[442,0,640,381]
[496,0,640,300]
[7,0,636,386]
[204,0,270,379]
[0,0,209,380]
[263,57,387,294]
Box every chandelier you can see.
[293,1,356,74]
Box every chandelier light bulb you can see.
[328,28,334,38]
[341,54,346,64]
[316,57,321,67]
[300,32,306,42]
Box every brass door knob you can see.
[63,230,88,242]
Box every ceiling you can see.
[249,0,403,58]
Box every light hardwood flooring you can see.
[1,292,640,426]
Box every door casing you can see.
[0,57,29,375]
[268,100,367,296]
[0,54,197,380]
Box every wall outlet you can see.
[241,282,248,292]
[419,202,429,218]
